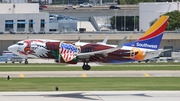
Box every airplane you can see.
[7,36,127,69]
[8,15,169,70]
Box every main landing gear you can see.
[25,59,28,64]
[82,60,91,70]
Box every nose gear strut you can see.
[82,59,91,70]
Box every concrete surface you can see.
[0,91,180,101]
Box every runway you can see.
[0,91,180,101]
[1,71,180,77]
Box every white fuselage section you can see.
[8,39,161,60]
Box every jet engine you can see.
[130,48,146,61]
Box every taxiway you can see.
[0,71,180,77]
[0,91,180,101]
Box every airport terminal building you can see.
[0,3,49,33]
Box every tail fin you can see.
[124,16,169,50]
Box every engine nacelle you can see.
[130,48,146,61]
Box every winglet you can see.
[97,36,109,44]
[77,36,81,42]
[102,36,109,44]
[116,36,127,48]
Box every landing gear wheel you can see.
[85,65,91,70]
[82,59,91,70]
[82,65,91,70]
[145,59,149,63]
[25,59,28,64]
[82,65,86,70]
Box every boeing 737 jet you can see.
[8,16,169,70]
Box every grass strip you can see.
[0,77,180,91]
[1,63,180,71]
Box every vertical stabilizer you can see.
[124,16,169,50]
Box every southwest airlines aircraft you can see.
[8,16,169,70]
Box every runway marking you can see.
[82,74,87,77]
[144,74,150,77]
[20,74,24,78]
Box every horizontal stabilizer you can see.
[146,49,171,54]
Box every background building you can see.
[0,3,49,33]
[139,2,180,31]
[2,0,53,4]
[49,14,77,32]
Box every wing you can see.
[77,36,127,58]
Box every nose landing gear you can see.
[24,59,28,64]
[82,60,91,70]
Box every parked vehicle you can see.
[64,5,76,10]
[49,14,58,20]
[79,2,92,7]
[9,29,16,34]
[39,5,47,10]
[0,56,8,63]
[109,5,120,9]
[39,5,47,8]
[11,56,23,63]
[39,7,43,10]
[2,51,15,60]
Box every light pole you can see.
[101,10,108,31]
[105,11,108,30]
[103,10,108,30]
[134,11,137,31]
[114,9,118,31]
[77,17,81,32]
[124,10,127,31]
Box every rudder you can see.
[124,16,169,50]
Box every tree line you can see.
[110,10,180,31]
[117,0,180,5]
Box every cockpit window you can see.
[17,43,24,45]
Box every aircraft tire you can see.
[82,65,86,70]
[82,65,91,70]
[85,65,91,70]
[25,60,28,64]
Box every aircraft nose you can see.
[8,45,16,52]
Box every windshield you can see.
[17,43,24,45]
[16,41,24,45]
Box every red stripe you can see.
[138,20,168,41]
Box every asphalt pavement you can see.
[1,71,180,78]
[0,91,180,101]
